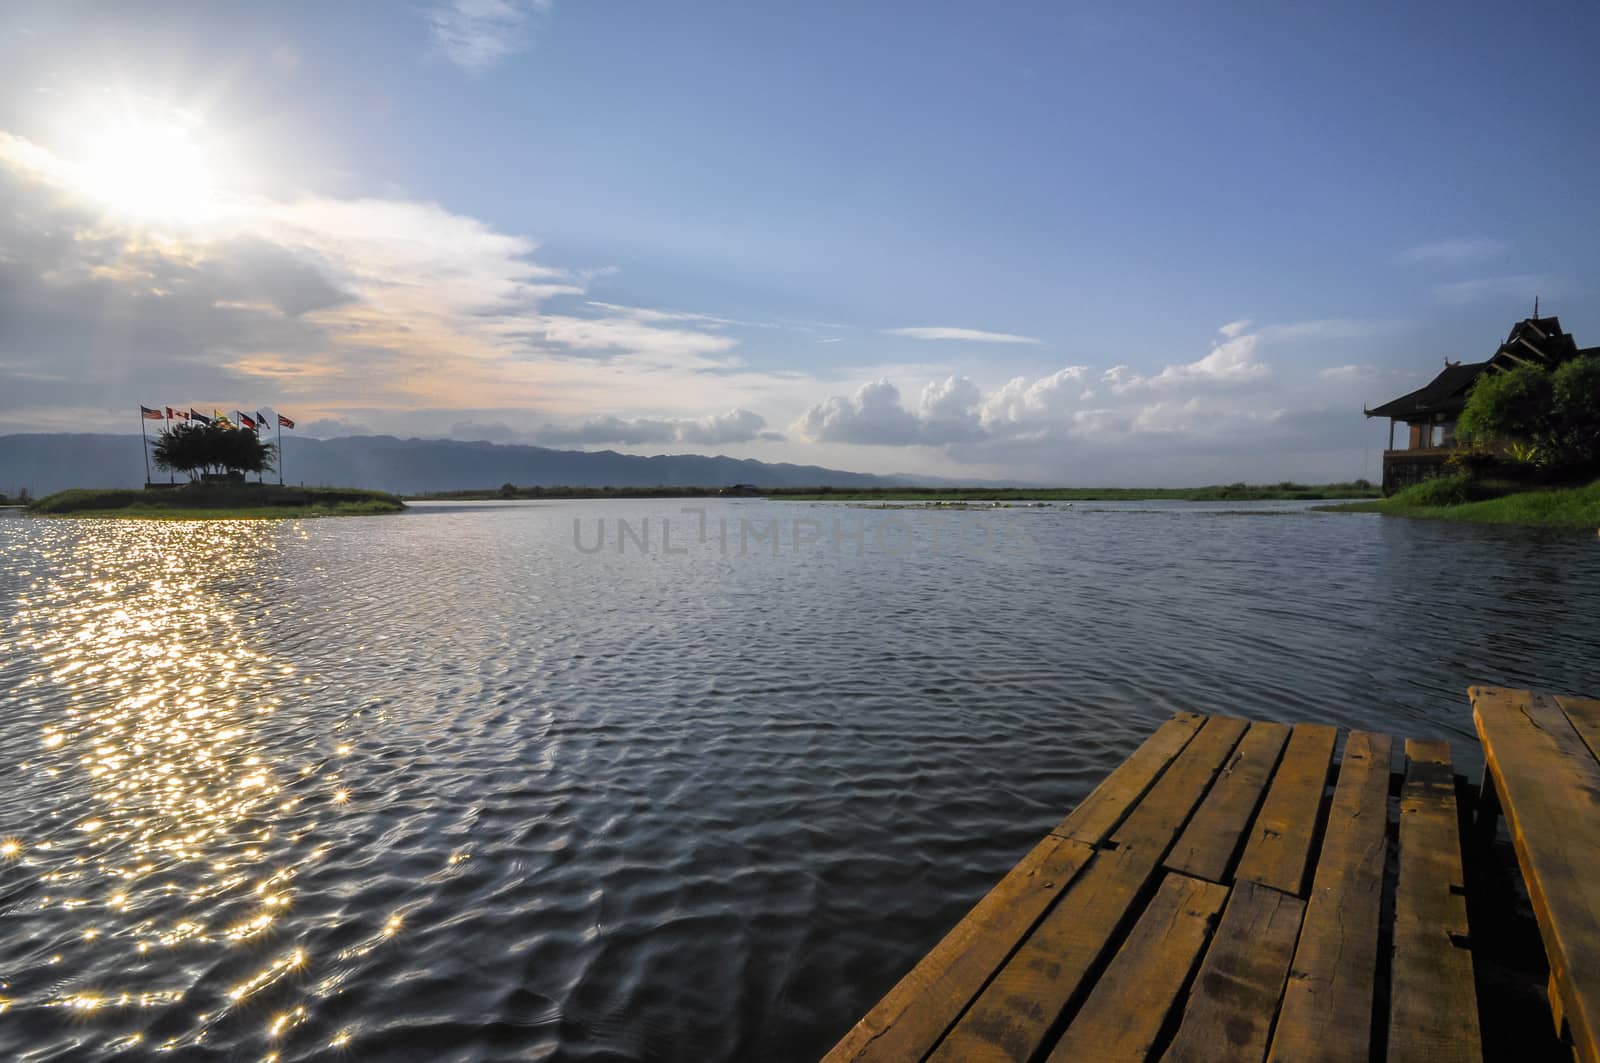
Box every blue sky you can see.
[1,0,1596,483]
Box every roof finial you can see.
[1534,293,1540,318]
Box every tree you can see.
[153,420,277,479]
[1548,356,1600,470]
[1457,355,1600,472]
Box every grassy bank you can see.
[28,484,406,519]
[415,481,1380,502]
[774,482,1381,502]
[1321,476,1600,529]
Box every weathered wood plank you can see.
[1163,879,1306,1063]
[1051,711,1209,845]
[1166,721,1291,884]
[929,715,1249,1063]
[1552,971,1570,1042]
[1389,738,1482,1063]
[1043,872,1230,1062]
[821,834,1096,1063]
[1556,694,1600,767]
[1268,730,1392,1063]
[1472,686,1600,1063]
[1234,723,1338,896]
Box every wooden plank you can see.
[1234,723,1337,896]
[1166,721,1291,884]
[1164,879,1306,1063]
[1472,686,1600,1063]
[929,715,1249,1063]
[822,834,1096,1063]
[1268,730,1393,1063]
[1389,739,1482,1063]
[1552,971,1570,1042]
[1051,711,1209,845]
[1557,694,1600,766]
[1043,872,1230,1062]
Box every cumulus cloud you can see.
[427,0,553,72]
[980,366,1091,428]
[881,326,1042,345]
[796,379,926,445]
[1100,323,1272,394]
[794,318,1385,468]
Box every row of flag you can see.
[141,407,295,431]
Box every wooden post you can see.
[1388,417,1396,451]
[139,410,151,485]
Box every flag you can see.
[239,414,258,430]
[140,405,164,420]
[255,412,271,429]
[190,409,212,425]
[167,407,189,421]
[277,413,295,429]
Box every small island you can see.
[27,414,403,519]
[27,484,405,519]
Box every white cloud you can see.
[793,316,1392,475]
[533,408,773,447]
[980,366,1090,427]
[795,379,926,445]
[0,129,802,433]
[881,326,1042,345]
[531,315,741,364]
[1102,322,1272,394]
[584,301,737,327]
[1398,238,1508,267]
[427,0,553,72]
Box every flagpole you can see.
[277,417,284,486]
[166,410,174,484]
[139,409,151,486]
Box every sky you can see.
[1,0,1596,485]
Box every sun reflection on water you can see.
[0,520,377,1057]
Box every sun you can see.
[75,116,220,226]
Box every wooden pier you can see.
[824,687,1600,1062]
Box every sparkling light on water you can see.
[0,519,379,1058]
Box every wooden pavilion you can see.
[1364,314,1596,494]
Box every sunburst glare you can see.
[67,102,225,227]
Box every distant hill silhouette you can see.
[0,434,905,495]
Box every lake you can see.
[1,500,1597,1061]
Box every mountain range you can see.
[0,434,913,496]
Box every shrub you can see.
[153,420,277,479]
[1458,355,1600,472]
[1390,474,1476,507]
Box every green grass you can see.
[410,481,1380,502]
[1321,475,1600,528]
[774,482,1381,502]
[28,484,405,519]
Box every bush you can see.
[153,420,277,479]
[1390,474,1476,507]
[1458,356,1600,472]
[1550,357,1600,470]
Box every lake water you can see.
[2,500,1597,1061]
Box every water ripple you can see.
[1,501,1597,1060]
